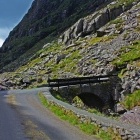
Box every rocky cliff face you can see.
[0,0,140,129]
[0,0,107,72]
[60,1,137,45]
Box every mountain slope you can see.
[0,0,139,88]
[0,0,108,72]
[0,0,140,128]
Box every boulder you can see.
[97,28,109,37]
[27,70,36,75]
[0,85,7,90]
[126,64,132,71]
[39,53,48,58]
[122,81,131,90]
[22,77,31,84]
[131,83,137,93]
[130,70,136,78]
[42,43,51,49]
[138,78,140,85]
[72,96,85,109]
[37,78,43,83]
[120,106,140,125]
[74,19,84,37]
[5,80,15,87]
[55,54,66,64]
[61,4,127,44]
[116,103,127,114]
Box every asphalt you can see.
[0,88,98,140]
[0,92,28,140]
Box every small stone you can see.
[122,81,131,90]
[116,103,126,114]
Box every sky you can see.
[0,0,33,47]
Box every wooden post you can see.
[67,81,70,96]
[58,80,59,91]
[47,77,50,86]
[89,78,91,90]
[80,79,82,93]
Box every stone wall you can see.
[43,92,140,140]
[54,81,117,112]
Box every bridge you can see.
[47,74,121,113]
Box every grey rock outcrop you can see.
[60,2,136,45]
[120,64,140,100]
[55,54,66,64]
[120,106,140,126]
[0,0,108,72]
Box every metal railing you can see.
[47,74,117,87]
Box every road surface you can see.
[0,88,98,140]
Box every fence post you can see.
[58,80,59,91]
[88,78,92,90]
[79,79,82,93]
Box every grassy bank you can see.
[121,90,140,110]
[38,92,121,140]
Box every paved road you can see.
[0,91,28,140]
[0,88,98,140]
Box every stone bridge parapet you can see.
[49,75,121,112]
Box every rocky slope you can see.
[0,0,140,126]
[0,0,108,72]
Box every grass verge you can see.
[38,92,121,140]
[112,41,140,68]
[121,90,140,110]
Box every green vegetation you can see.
[72,96,85,108]
[1,0,108,72]
[118,68,127,78]
[38,92,121,140]
[88,37,103,45]
[121,90,140,110]
[112,41,140,67]
[118,0,137,6]
[109,0,138,9]
[51,90,68,103]
[109,18,123,25]
[88,36,116,46]
[110,18,124,31]
[88,108,103,116]
[49,90,106,117]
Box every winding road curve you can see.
[0,88,98,140]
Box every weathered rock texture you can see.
[60,1,138,45]
[120,106,140,126]
[53,76,120,113]
[43,92,140,140]
[0,0,107,72]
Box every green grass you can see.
[109,0,138,9]
[48,49,82,77]
[112,41,140,67]
[98,130,112,140]
[38,92,121,140]
[2,0,112,72]
[88,36,116,46]
[51,90,68,103]
[121,90,140,110]
[87,108,103,116]
[118,0,137,6]
[109,18,123,25]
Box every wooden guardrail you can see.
[47,74,117,87]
